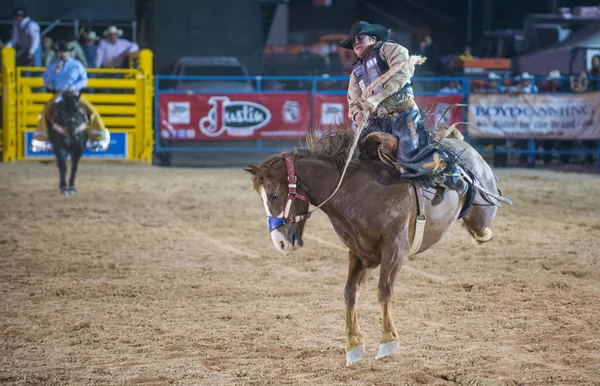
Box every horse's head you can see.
[53,90,88,138]
[244,155,310,255]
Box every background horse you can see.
[244,128,504,366]
[48,90,89,195]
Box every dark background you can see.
[2,0,600,74]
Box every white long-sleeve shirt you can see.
[7,17,41,55]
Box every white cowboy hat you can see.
[103,26,123,37]
[488,72,501,80]
[547,70,561,79]
[86,31,100,41]
[520,72,534,80]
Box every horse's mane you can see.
[250,125,361,192]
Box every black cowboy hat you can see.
[339,21,390,50]
[56,42,69,53]
[13,8,26,17]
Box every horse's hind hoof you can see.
[375,341,399,360]
[68,188,77,196]
[473,227,493,244]
[345,345,366,366]
[60,188,69,196]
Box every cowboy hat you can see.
[86,31,100,41]
[55,41,69,53]
[12,8,26,17]
[520,72,534,80]
[103,26,123,37]
[339,21,390,50]
[488,72,501,80]
[547,70,561,79]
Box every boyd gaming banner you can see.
[159,93,311,140]
[312,94,464,130]
[468,92,600,139]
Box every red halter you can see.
[266,156,312,233]
[282,156,311,223]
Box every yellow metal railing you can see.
[1,47,153,163]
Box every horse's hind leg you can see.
[54,147,68,195]
[344,251,372,366]
[68,147,83,195]
[462,199,497,244]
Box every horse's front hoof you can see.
[60,188,70,196]
[68,187,77,196]
[345,345,365,366]
[375,341,399,360]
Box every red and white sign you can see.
[159,93,311,140]
[159,92,465,140]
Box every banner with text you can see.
[468,92,600,139]
[312,94,464,130]
[159,92,311,140]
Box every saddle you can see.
[363,131,476,220]
[362,132,402,171]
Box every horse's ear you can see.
[243,164,260,176]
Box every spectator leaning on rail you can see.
[31,42,110,153]
[340,21,470,194]
[6,8,41,67]
[95,26,139,69]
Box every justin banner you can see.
[468,92,600,139]
[159,93,311,140]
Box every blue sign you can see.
[24,132,128,159]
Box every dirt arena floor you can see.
[1,161,599,386]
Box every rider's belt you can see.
[376,98,417,119]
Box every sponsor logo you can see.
[321,103,344,125]
[168,102,190,124]
[474,104,596,118]
[199,96,272,137]
[283,100,300,124]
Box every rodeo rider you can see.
[340,21,470,194]
[31,42,110,153]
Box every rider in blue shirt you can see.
[32,41,110,152]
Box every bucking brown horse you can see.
[244,127,508,366]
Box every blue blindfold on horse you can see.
[267,216,286,233]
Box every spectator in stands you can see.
[42,37,55,67]
[517,72,539,94]
[540,70,564,92]
[459,46,473,62]
[264,70,283,91]
[438,81,461,95]
[95,26,139,69]
[64,32,88,67]
[83,31,100,68]
[586,55,600,92]
[419,35,439,74]
[6,8,41,67]
[483,72,502,94]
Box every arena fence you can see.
[155,74,600,168]
[1,47,154,164]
